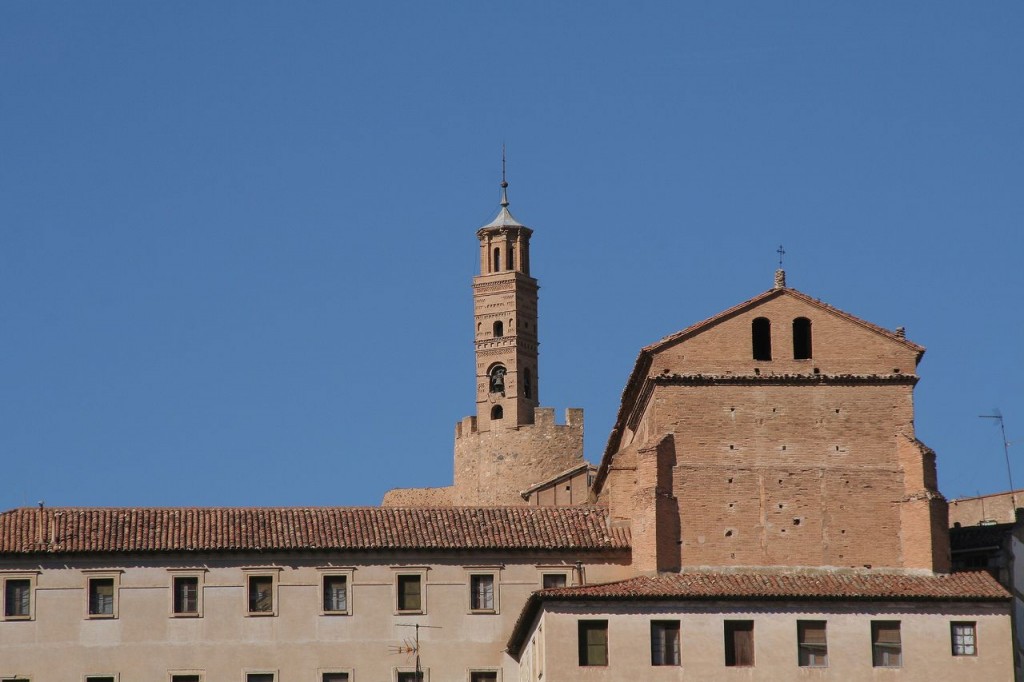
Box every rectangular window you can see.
[173,576,199,615]
[246,675,275,682]
[247,575,274,615]
[85,677,116,682]
[724,620,754,667]
[542,573,567,589]
[88,577,116,617]
[470,574,495,612]
[651,620,681,666]
[798,620,828,667]
[397,574,423,613]
[951,621,977,656]
[872,620,902,667]
[321,674,349,682]
[4,578,32,619]
[322,575,349,614]
[470,673,498,682]
[170,676,202,682]
[578,620,609,666]
[396,671,426,682]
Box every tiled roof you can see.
[507,570,1009,655]
[0,506,629,555]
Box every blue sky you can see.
[1,3,1021,509]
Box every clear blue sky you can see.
[1,3,1021,509]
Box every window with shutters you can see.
[724,620,754,667]
[320,570,353,615]
[951,621,977,656]
[469,573,496,612]
[578,620,609,666]
[871,621,902,667]
[651,620,681,666]
[797,620,828,667]
[2,575,33,620]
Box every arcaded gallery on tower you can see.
[0,181,1013,681]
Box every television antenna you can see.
[979,409,1016,509]
[391,623,442,681]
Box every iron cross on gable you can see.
[777,244,786,268]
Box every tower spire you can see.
[500,145,509,208]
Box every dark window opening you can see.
[579,620,608,666]
[247,575,273,613]
[323,575,348,613]
[89,578,115,616]
[543,573,567,589]
[493,247,501,273]
[493,320,503,337]
[651,620,681,666]
[172,576,199,615]
[508,243,515,270]
[322,675,350,682]
[793,317,812,359]
[523,367,533,400]
[4,579,30,618]
[725,620,754,667]
[491,405,503,420]
[470,673,498,682]
[397,574,422,612]
[489,365,506,394]
[752,318,772,361]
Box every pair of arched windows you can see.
[752,317,812,361]
[492,245,517,273]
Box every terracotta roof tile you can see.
[0,506,629,555]
[508,570,1008,654]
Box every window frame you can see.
[395,668,429,682]
[393,568,428,615]
[168,671,204,682]
[83,570,122,620]
[468,670,500,682]
[242,672,278,682]
[578,619,609,667]
[797,619,828,668]
[650,619,681,666]
[318,670,353,682]
[83,676,119,682]
[871,620,902,668]
[1,571,37,621]
[724,619,755,667]
[466,567,499,614]
[168,569,205,618]
[243,568,280,617]
[951,621,977,657]
[536,565,571,589]
[319,568,354,616]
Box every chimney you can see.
[774,269,786,289]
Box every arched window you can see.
[488,365,506,394]
[493,320,504,337]
[752,317,772,361]
[523,367,533,400]
[508,243,515,271]
[793,317,812,359]
[491,405,503,420]
[493,247,501,272]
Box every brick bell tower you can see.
[472,168,539,429]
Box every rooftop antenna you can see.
[979,409,1016,510]
[392,622,442,681]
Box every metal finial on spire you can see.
[774,244,787,289]
[777,244,786,268]
[500,145,509,207]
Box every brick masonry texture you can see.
[0,506,629,554]
[595,286,950,573]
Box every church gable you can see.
[651,287,923,378]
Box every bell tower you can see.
[472,170,539,429]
